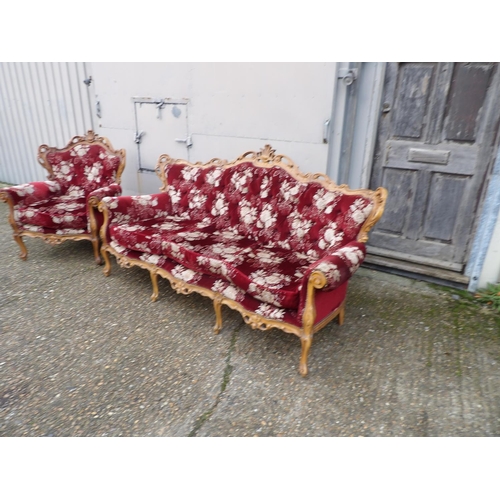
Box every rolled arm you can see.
[98,192,172,226]
[296,240,366,319]
[0,181,61,206]
[304,241,366,291]
[87,183,122,206]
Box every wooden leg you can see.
[88,201,102,265]
[299,270,326,376]
[213,297,223,334]
[150,271,159,302]
[299,336,312,377]
[14,234,28,260]
[91,236,103,265]
[338,303,345,325]
[101,247,112,276]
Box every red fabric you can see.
[161,163,374,253]
[1,181,61,206]
[312,282,348,325]
[108,244,304,327]
[15,196,87,230]
[297,240,366,315]
[88,183,122,202]
[110,220,314,308]
[2,142,124,237]
[47,144,121,196]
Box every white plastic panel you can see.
[0,62,94,185]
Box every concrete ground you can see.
[1,202,499,437]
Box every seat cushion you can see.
[110,220,322,309]
[15,195,88,230]
[109,217,215,255]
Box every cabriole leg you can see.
[150,271,159,302]
[101,247,112,276]
[213,297,223,334]
[299,336,312,377]
[91,237,102,265]
[14,234,28,260]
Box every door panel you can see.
[368,62,500,274]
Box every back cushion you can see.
[163,162,374,252]
[47,144,121,197]
[164,163,224,221]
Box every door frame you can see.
[326,62,386,189]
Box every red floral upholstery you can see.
[101,160,374,312]
[0,131,125,263]
[98,145,387,376]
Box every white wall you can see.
[90,62,337,195]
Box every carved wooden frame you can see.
[0,130,126,263]
[99,145,387,376]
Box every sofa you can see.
[0,130,126,263]
[98,145,387,375]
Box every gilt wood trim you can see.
[16,231,92,245]
[99,241,347,377]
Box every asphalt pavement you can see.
[1,201,499,436]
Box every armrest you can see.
[0,181,61,206]
[98,192,172,226]
[87,183,122,206]
[297,241,366,316]
[305,241,366,291]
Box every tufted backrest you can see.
[38,131,125,199]
[46,144,122,197]
[161,159,374,255]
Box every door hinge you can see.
[155,100,165,119]
[175,136,193,148]
[338,68,358,86]
[134,131,145,144]
[323,119,330,144]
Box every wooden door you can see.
[368,62,500,277]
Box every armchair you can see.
[0,130,126,263]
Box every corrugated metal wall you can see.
[0,62,94,185]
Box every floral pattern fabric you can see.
[15,195,87,230]
[2,181,61,206]
[47,144,121,196]
[1,142,123,236]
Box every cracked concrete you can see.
[1,201,499,436]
